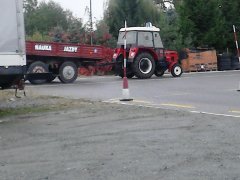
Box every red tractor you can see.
[113,24,182,79]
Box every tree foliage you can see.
[153,0,178,9]
[176,0,240,52]
[94,20,117,47]
[218,0,240,52]
[24,0,240,52]
[105,0,161,38]
[24,0,38,14]
[159,9,189,50]
[24,0,113,46]
[177,0,219,47]
[25,0,69,35]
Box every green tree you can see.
[24,0,39,35]
[153,0,177,9]
[50,26,64,42]
[24,0,86,44]
[25,0,68,36]
[65,10,85,43]
[105,0,161,38]
[176,0,240,52]
[159,8,190,50]
[177,0,220,47]
[217,0,240,52]
[24,0,38,14]
[26,31,51,41]
[95,20,117,47]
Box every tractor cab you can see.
[113,23,182,79]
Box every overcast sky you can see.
[41,0,107,23]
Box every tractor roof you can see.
[119,26,160,32]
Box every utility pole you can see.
[90,0,93,45]
[233,25,240,62]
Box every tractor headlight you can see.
[130,52,136,58]
[113,53,118,59]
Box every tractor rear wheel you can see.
[132,53,155,79]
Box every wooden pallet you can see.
[181,49,218,72]
[184,68,217,73]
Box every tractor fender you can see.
[131,48,158,63]
[168,61,178,72]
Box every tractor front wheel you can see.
[171,64,183,77]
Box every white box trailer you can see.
[0,0,26,89]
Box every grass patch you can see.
[0,106,58,118]
[0,91,91,118]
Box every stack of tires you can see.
[217,53,232,71]
[231,56,240,70]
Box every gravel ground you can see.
[0,89,91,110]
[1,89,240,180]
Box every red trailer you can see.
[26,41,114,84]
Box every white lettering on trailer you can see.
[64,46,78,53]
[35,45,52,51]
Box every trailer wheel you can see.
[171,64,183,77]
[27,61,49,84]
[58,62,78,83]
[133,53,155,79]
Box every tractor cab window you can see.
[153,32,163,48]
[137,31,153,47]
[117,31,137,47]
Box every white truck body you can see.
[0,0,26,88]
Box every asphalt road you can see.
[27,71,240,118]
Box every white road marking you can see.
[190,111,240,118]
[105,99,195,109]
[229,110,240,114]
[160,103,195,109]
[131,100,152,104]
[104,99,240,118]
[153,93,191,98]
